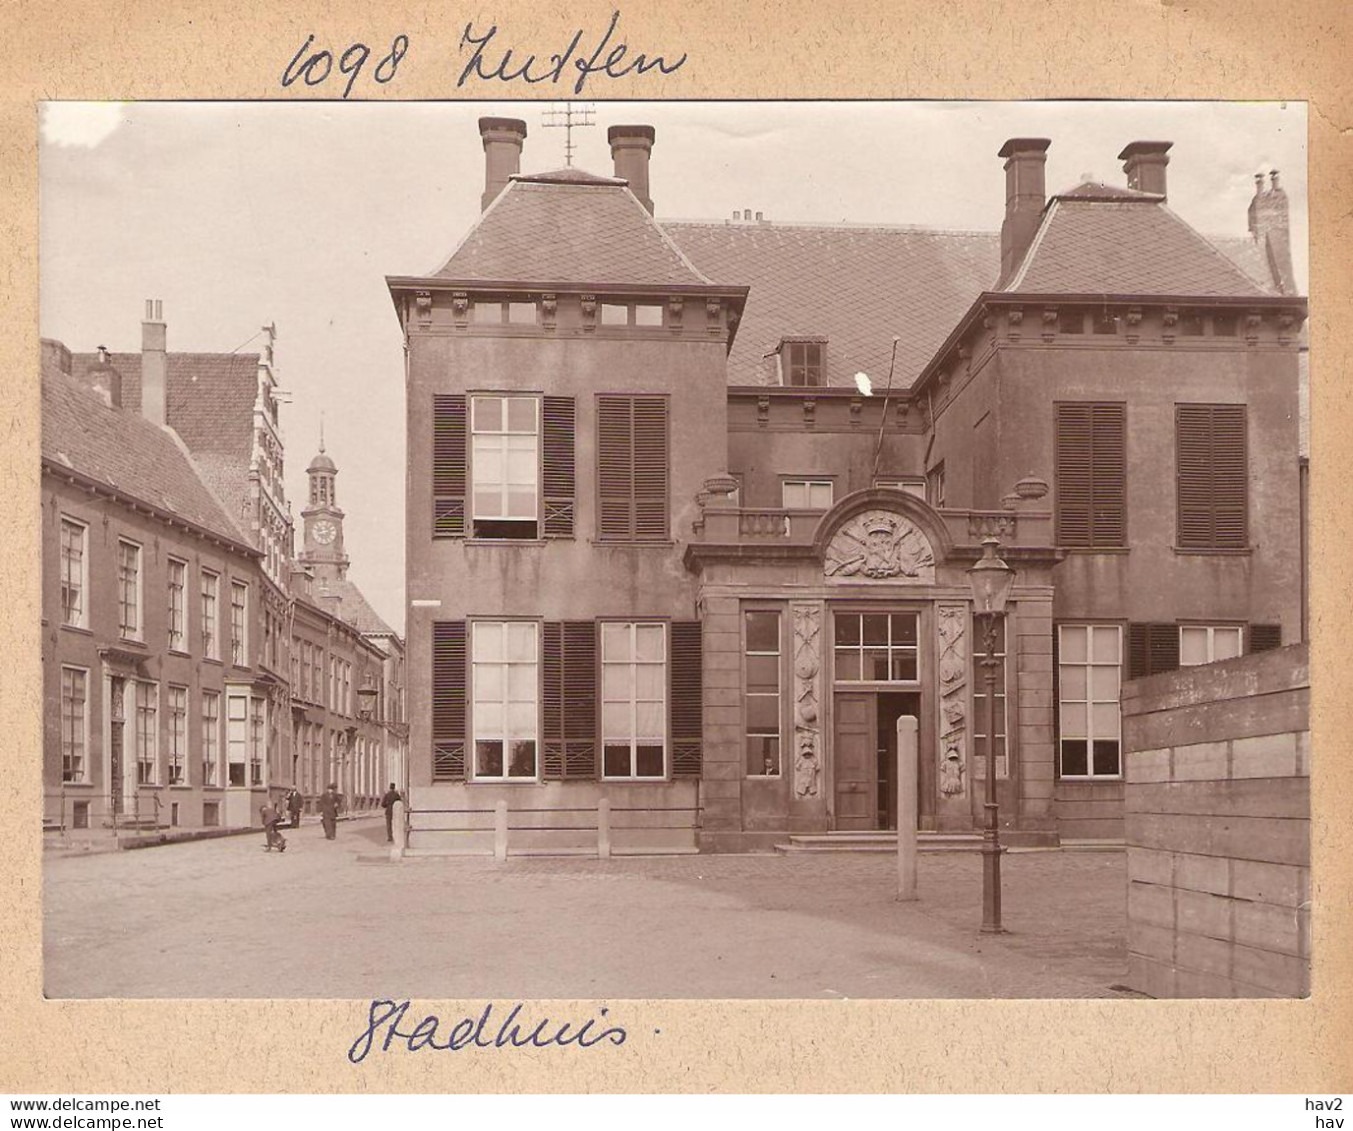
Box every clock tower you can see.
[299,439,349,581]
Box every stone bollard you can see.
[598,798,612,859]
[494,800,508,862]
[897,715,919,901]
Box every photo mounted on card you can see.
[37,99,1311,1004]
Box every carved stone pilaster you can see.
[541,293,557,331]
[451,292,468,328]
[756,394,770,427]
[791,602,823,799]
[706,297,722,335]
[937,603,968,797]
[668,295,683,332]
[581,294,597,332]
[414,290,432,325]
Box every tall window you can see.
[1055,402,1126,548]
[1176,404,1248,549]
[59,519,87,628]
[226,692,248,786]
[972,617,1009,779]
[601,622,666,779]
[117,540,142,639]
[782,480,833,510]
[230,582,248,665]
[926,462,946,509]
[167,559,186,651]
[834,613,919,682]
[60,666,87,783]
[472,621,538,779]
[471,394,539,539]
[1180,624,1244,666]
[201,571,220,660]
[782,339,825,386]
[249,697,265,786]
[744,612,781,777]
[201,691,220,786]
[597,395,669,541]
[166,686,187,784]
[134,681,157,785]
[312,646,323,705]
[1057,624,1122,778]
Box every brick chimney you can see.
[1118,141,1171,198]
[478,117,527,211]
[997,138,1051,287]
[87,345,122,409]
[1248,170,1295,295]
[141,299,167,426]
[608,125,655,214]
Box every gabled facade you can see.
[391,120,1306,854]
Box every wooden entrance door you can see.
[833,692,876,830]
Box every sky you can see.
[39,100,1309,635]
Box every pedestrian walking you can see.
[260,802,287,852]
[380,782,403,844]
[319,782,341,840]
[285,787,303,829]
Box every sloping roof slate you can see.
[435,179,713,287]
[668,222,1000,387]
[1005,199,1268,297]
[41,364,251,548]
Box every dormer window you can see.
[781,338,825,387]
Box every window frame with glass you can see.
[166,558,187,652]
[743,610,783,778]
[230,581,249,666]
[166,685,188,785]
[833,611,921,684]
[1056,623,1123,779]
[470,619,540,781]
[781,478,834,511]
[470,393,541,540]
[201,570,220,661]
[134,680,158,785]
[601,621,668,781]
[117,539,142,640]
[201,690,220,787]
[60,665,88,784]
[59,518,88,629]
[971,615,1010,779]
[1179,623,1245,666]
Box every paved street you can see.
[44,819,1131,999]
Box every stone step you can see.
[774,832,986,855]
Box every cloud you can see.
[41,102,127,149]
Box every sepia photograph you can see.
[38,99,1310,1003]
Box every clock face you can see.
[313,520,337,546]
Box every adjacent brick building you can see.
[390,120,1305,853]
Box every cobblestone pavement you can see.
[44,819,1131,999]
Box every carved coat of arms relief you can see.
[823,510,936,583]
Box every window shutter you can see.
[542,396,575,538]
[1056,403,1125,548]
[1128,622,1179,679]
[597,396,633,538]
[669,620,703,778]
[541,621,597,780]
[432,395,467,538]
[1177,404,1248,549]
[1248,623,1282,653]
[431,621,467,780]
[632,397,669,539]
[598,395,668,541]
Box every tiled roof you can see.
[41,363,251,548]
[668,222,1000,387]
[312,575,396,636]
[1004,199,1268,298]
[434,178,713,287]
[1208,235,1281,295]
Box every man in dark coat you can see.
[318,783,341,840]
[380,782,403,844]
[285,788,303,829]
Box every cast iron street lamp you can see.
[967,535,1016,934]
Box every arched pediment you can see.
[813,488,954,583]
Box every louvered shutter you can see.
[432,395,467,538]
[632,397,669,539]
[1055,403,1125,548]
[1127,622,1180,679]
[1177,404,1248,549]
[431,621,467,780]
[1248,623,1282,653]
[669,620,703,778]
[542,396,575,538]
[541,621,597,780]
[597,396,633,538]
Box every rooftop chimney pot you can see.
[478,117,527,212]
[996,138,1051,288]
[1249,166,1295,295]
[608,124,656,214]
[1117,140,1172,198]
[141,298,168,427]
